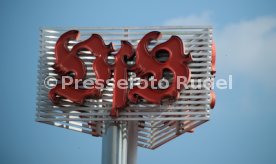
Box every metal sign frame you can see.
[36,26,215,163]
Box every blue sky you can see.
[1,0,276,164]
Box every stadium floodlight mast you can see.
[36,26,216,164]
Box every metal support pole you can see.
[127,121,138,164]
[102,121,138,164]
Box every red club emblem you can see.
[48,30,192,117]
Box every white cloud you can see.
[164,12,212,26]
[216,16,276,73]
[164,15,276,88]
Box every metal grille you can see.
[36,26,214,149]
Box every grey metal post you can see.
[102,121,138,164]
[127,121,138,164]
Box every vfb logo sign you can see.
[48,30,192,117]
